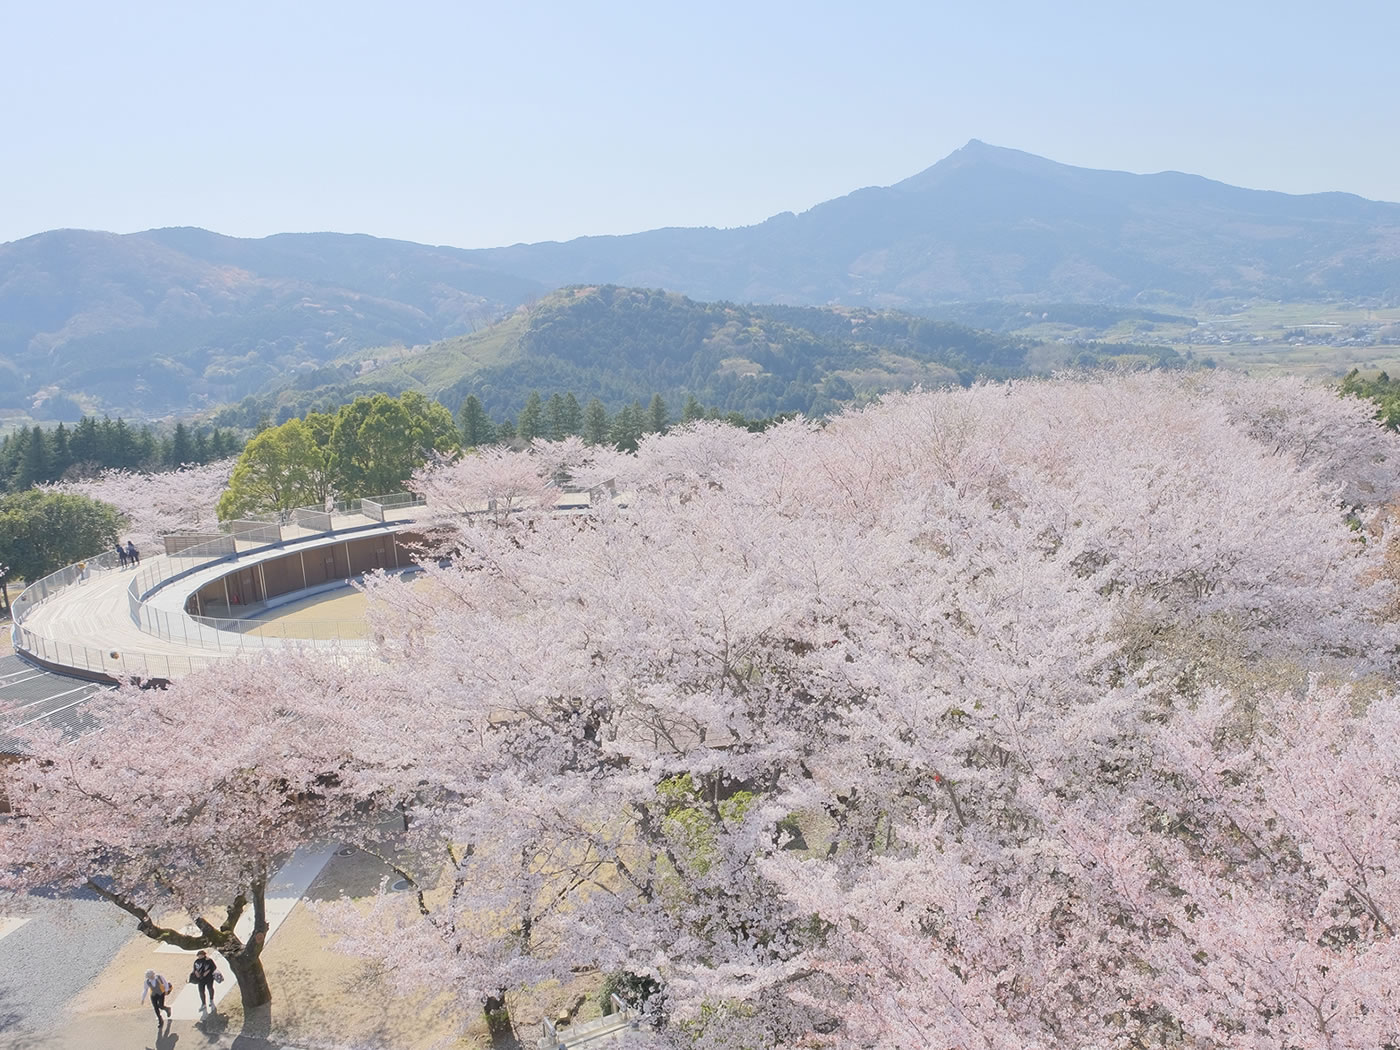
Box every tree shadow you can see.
[230,1004,276,1050]
[195,1005,231,1043]
[0,986,33,1050]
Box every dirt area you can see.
[59,851,485,1050]
[51,846,610,1050]
[244,587,371,642]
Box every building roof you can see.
[0,653,109,757]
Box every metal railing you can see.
[12,492,426,678]
[11,485,596,680]
[11,619,218,680]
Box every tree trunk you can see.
[83,874,275,1013]
[225,946,273,1009]
[482,989,512,1038]
[221,873,273,1009]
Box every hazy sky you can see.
[4,0,1397,249]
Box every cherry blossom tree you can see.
[17,374,1400,1049]
[0,655,414,1012]
[44,458,234,550]
[333,374,1400,1048]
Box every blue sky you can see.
[4,0,1397,249]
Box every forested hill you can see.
[216,285,1179,426]
[0,228,544,419]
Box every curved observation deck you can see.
[10,495,427,683]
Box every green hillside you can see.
[213,285,1181,427]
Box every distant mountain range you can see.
[3,140,1398,418]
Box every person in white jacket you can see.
[141,969,173,1025]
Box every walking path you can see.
[157,843,339,1019]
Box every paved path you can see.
[157,844,338,1020]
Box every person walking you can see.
[125,540,141,565]
[115,543,128,569]
[141,969,173,1025]
[191,950,219,1011]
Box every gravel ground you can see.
[0,892,133,1043]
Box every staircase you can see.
[538,994,641,1049]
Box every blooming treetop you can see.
[44,458,235,549]
[308,374,1400,1047]
[0,655,417,1010]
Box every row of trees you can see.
[7,374,1400,1048]
[460,389,772,452]
[221,387,785,520]
[0,417,241,493]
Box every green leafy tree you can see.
[583,398,610,446]
[0,491,124,582]
[328,392,460,498]
[217,419,330,520]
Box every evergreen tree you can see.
[647,394,669,434]
[583,398,610,446]
[496,418,517,444]
[12,427,48,489]
[610,402,644,453]
[682,395,704,424]
[517,391,544,443]
[546,393,568,441]
[50,423,72,479]
[170,422,193,467]
[459,395,495,447]
[134,426,158,468]
[562,393,583,437]
[110,419,137,469]
[193,430,210,464]
[70,416,100,467]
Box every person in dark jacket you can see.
[125,540,140,565]
[191,950,219,1010]
[115,544,128,568]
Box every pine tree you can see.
[50,423,72,479]
[12,427,49,489]
[517,392,544,443]
[459,396,495,447]
[546,394,568,441]
[70,416,100,468]
[562,393,583,437]
[647,394,669,435]
[583,399,610,446]
[611,402,644,453]
[170,422,193,467]
[682,395,704,424]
